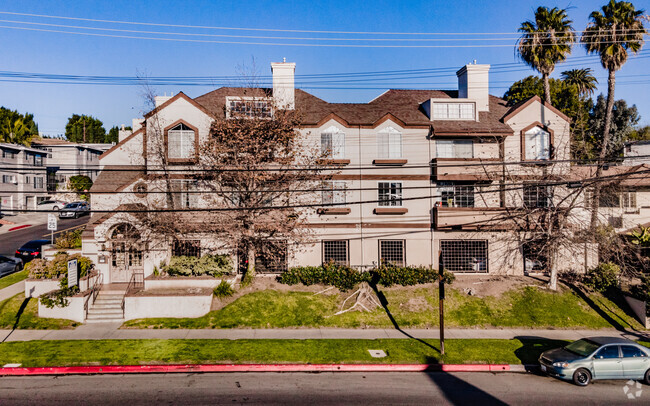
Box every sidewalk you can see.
[1,324,648,342]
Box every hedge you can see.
[163,254,233,277]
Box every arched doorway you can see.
[108,223,143,283]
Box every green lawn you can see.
[0,338,570,367]
[0,269,28,290]
[123,285,645,330]
[0,294,79,329]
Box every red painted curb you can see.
[0,364,510,376]
[7,224,31,232]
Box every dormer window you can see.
[523,125,551,161]
[321,126,345,159]
[227,97,272,118]
[377,126,402,159]
[432,102,475,120]
[166,122,197,161]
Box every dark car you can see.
[15,239,51,262]
[0,255,23,277]
[59,202,90,219]
[539,337,650,386]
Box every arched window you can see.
[167,122,196,160]
[523,126,550,161]
[377,126,402,159]
[321,126,345,159]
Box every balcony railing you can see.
[434,206,511,230]
[431,158,502,181]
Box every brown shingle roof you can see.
[193,87,514,133]
[90,165,145,193]
[570,164,650,187]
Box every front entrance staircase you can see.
[85,287,126,323]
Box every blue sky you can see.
[0,0,648,136]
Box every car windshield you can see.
[64,203,79,209]
[564,339,600,357]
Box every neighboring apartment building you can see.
[83,60,595,285]
[32,138,112,191]
[0,143,48,211]
[624,140,650,166]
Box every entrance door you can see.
[110,242,143,283]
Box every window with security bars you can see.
[321,127,345,159]
[440,240,488,273]
[378,182,402,206]
[438,183,475,207]
[523,185,550,208]
[168,123,195,159]
[172,240,201,258]
[377,127,402,159]
[380,240,405,266]
[323,240,349,266]
[322,181,346,205]
[256,241,288,273]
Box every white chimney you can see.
[132,118,143,133]
[456,63,490,112]
[154,95,172,107]
[271,60,296,110]
[118,124,133,143]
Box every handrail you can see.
[83,272,103,320]
[121,272,144,318]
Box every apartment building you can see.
[32,138,112,191]
[83,60,595,285]
[0,143,48,211]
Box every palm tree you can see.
[581,0,646,229]
[517,7,575,103]
[561,68,599,97]
[0,118,36,146]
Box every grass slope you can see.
[0,338,571,367]
[123,286,645,330]
[0,294,79,329]
[0,269,28,290]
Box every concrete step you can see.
[86,313,124,321]
[93,300,122,306]
[85,318,124,324]
[87,308,123,316]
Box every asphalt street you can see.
[0,372,645,405]
[0,215,89,256]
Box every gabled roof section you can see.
[143,91,213,119]
[502,95,571,124]
[99,128,144,159]
[89,165,145,193]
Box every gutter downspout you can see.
[358,125,364,267]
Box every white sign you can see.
[47,214,57,231]
[68,259,78,288]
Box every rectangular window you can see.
[2,150,15,159]
[172,179,199,208]
[438,183,475,207]
[523,185,550,208]
[622,191,637,210]
[255,241,288,273]
[25,176,30,184]
[440,240,488,273]
[172,240,201,257]
[321,131,345,159]
[432,103,475,120]
[323,240,349,266]
[24,152,30,161]
[436,140,473,158]
[377,130,402,159]
[34,177,44,189]
[524,127,551,160]
[380,240,405,266]
[34,155,43,166]
[2,175,15,183]
[228,99,272,118]
[378,182,402,207]
[322,181,346,205]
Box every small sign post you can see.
[68,259,78,288]
[47,214,57,244]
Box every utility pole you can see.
[83,116,86,143]
[439,270,445,356]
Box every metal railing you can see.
[121,272,144,318]
[83,272,103,320]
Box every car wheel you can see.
[573,368,591,386]
[644,369,650,385]
[74,212,79,219]
[13,265,19,274]
[53,206,60,211]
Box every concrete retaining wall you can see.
[144,277,227,290]
[25,273,98,298]
[38,294,86,323]
[123,294,212,321]
[624,295,649,329]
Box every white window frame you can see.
[524,127,551,161]
[378,181,403,207]
[172,179,199,208]
[226,96,273,119]
[168,123,196,160]
[436,139,474,158]
[322,181,347,206]
[377,126,402,159]
[432,102,476,120]
[321,126,345,159]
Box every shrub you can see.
[585,262,620,293]
[213,280,235,298]
[27,253,93,280]
[69,175,93,193]
[55,228,83,249]
[163,254,233,277]
[371,263,441,287]
[40,284,80,308]
[630,274,650,303]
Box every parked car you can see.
[539,337,650,386]
[59,202,90,219]
[36,199,67,212]
[15,239,51,263]
[0,255,23,277]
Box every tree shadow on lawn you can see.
[513,336,569,373]
[564,282,648,340]
[369,282,440,354]
[1,297,29,342]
